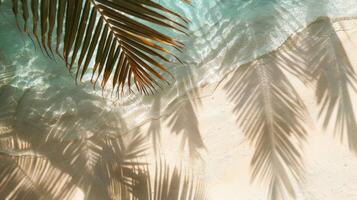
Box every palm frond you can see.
[10,0,188,94]
[225,53,307,200]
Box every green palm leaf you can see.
[10,0,188,95]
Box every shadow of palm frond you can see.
[278,17,357,153]
[223,15,357,199]
[305,18,357,154]
[140,29,207,158]
[224,53,307,200]
[117,157,208,200]
[220,2,309,199]
[147,95,162,155]
[0,50,16,87]
[0,89,80,200]
[0,154,79,200]
[144,158,207,200]
[0,84,153,199]
[0,1,207,198]
[0,130,150,199]
[0,83,207,200]
[219,0,305,75]
[165,95,204,160]
[163,67,205,160]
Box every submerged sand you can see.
[133,18,357,200]
[1,15,357,200]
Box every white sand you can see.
[134,18,357,200]
[1,15,357,200]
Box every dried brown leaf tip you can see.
[11,0,189,95]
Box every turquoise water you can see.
[164,0,357,83]
[0,0,357,135]
[1,1,357,199]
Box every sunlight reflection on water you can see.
[0,0,355,145]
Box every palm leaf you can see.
[10,0,188,95]
[225,52,307,200]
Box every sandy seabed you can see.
[1,14,357,200]
[134,18,357,200]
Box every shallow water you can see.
[1,0,357,134]
[1,0,357,199]
[161,0,357,81]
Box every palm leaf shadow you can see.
[221,3,309,199]
[280,17,357,154]
[0,50,16,87]
[147,95,162,155]
[134,157,207,200]
[219,0,305,75]
[305,18,357,153]
[0,127,151,199]
[163,65,206,160]
[0,154,79,200]
[164,95,204,160]
[145,49,206,159]
[0,83,208,199]
[224,53,307,200]
[144,84,205,160]
[1,1,208,199]
[0,84,153,199]
[223,16,357,200]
